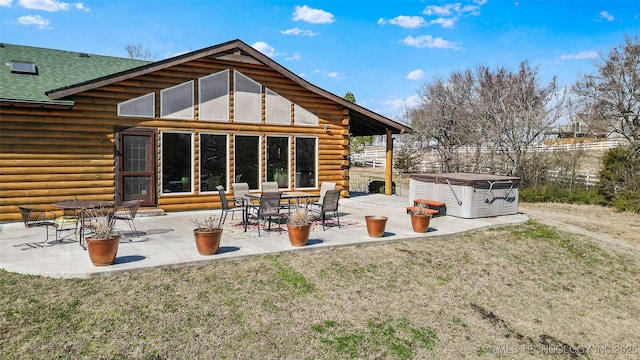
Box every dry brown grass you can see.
[1,219,639,359]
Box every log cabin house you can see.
[0,39,411,222]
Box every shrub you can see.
[598,144,640,213]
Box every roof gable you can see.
[2,40,411,135]
[0,43,149,106]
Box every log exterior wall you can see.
[0,57,350,222]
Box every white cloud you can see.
[286,53,302,61]
[379,94,421,117]
[18,0,88,11]
[400,35,460,50]
[0,0,12,7]
[17,14,50,28]
[280,27,318,36]
[423,3,480,17]
[430,17,456,28]
[252,41,284,57]
[75,2,88,11]
[312,69,345,79]
[293,5,335,24]
[19,0,69,11]
[406,69,425,80]
[377,15,427,29]
[599,10,614,21]
[422,2,483,28]
[559,51,598,61]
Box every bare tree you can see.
[407,61,565,180]
[407,69,477,172]
[573,35,640,143]
[125,43,156,61]
[476,62,564,178]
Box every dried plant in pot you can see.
[410,203,432,233]
[286,206,313,246]
[84,209,120,266]
[191,214,223,255]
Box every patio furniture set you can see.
[217,181,341,235]
[18,199,143,248]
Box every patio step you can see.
[412,199,447,217]
[406,206,439,216]
[137,208,165,217]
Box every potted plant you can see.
[191,214,223,255]
[409,203,431,233]
[286,206,313,246]
[274,167,288,187]
[84,209,120,266]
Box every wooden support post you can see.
[385,129,393,195]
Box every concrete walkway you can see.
[0,194,528,279]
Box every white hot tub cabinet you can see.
[409,173,520,219]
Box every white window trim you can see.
[160,131,195,196]
[233,134,262,190]
[198,132,230,194]
[266,135,291,191]
[294,136,318,190]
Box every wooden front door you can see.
[117,130,156,206]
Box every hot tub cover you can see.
[410,173,520,189]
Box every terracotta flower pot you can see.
[194,228,223,255]
[410,213,432,233]
[365,215,388,238]
[287,223,311,246]
[86,235,120,266]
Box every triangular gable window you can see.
[161,80,194,119]
[233,70,261,123]
[266,88,291,125]
[199,70,229,122]
[294,104,318,126]
[117,93,155,118]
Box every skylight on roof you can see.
[11,61,37,75]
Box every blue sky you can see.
[1,0,638,119]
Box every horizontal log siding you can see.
[0,57,349,221]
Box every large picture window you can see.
[295,137,317,189]
[199,134,228,193]
[234,135,260,190]
[266,136,289,189]
[162,132,193,194]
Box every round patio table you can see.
[52,200,115,248]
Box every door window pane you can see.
[295,137,316,188]
[162,132,193,193]
[200,134,228,193]
[266,136,289,189]
[234,135,260,190]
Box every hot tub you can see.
[409,173,520,219]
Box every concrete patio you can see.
[0,193,528,279]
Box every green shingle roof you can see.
[0,43,150,105]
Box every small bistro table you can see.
[52,200,115,248]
